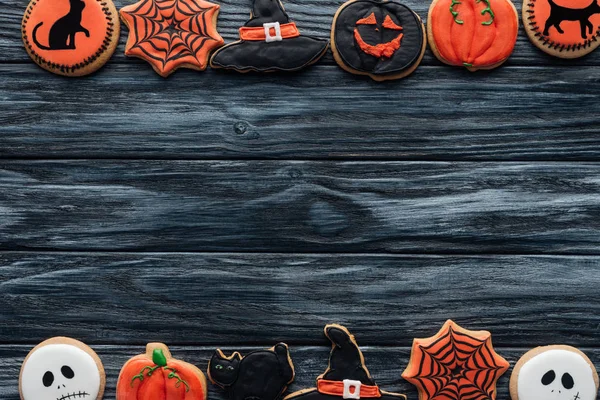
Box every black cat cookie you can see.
[284,324,406,400]
[208,343,295,400]
[209,0,329,72]
[331,0,426,81]
[523,0,600,58]
[21,0,119,76]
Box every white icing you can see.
[21,343,101,400]
[517,349,597,400]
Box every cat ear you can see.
[212,349,227,360]
[231,351,242,361]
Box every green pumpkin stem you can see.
[152,349,168,367]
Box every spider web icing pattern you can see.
[120,0,224,76]
[403,321,509,400]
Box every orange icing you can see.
[530,0,600,46]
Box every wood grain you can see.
[1,252,599,345]
[2,64,600,160]
[3,0,600,66]
[2,344,600,400]
[2,160,600,253]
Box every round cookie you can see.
[21,0,119,76]
[523,0,600,58]
[19,337,105,400]
[331,0,426,81]
[510,345,599,400]
[427,0,519,71]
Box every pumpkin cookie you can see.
[510,345,599,400]
[331,0,426,81]
[21,0,119,76]
[284,324,406,400]
[428,0,519,71]
[120,0,224,77]
[208,343,295,400]
[117,343,207,400]
[523,0,600,58]
[402,320,509,400]
[19,337,106,400]
[210,0,329,72]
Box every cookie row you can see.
[20,0,600,79]
[21,0,600,80]
[18,321,600,400]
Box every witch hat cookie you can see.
[210,0,329,72]
[285,324,406,400]
[402,320,509,400]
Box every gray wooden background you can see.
[2,0,600,398]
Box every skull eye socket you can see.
[356,12,377,25]
[542,370,556,385]
[382,15,403,30]
[562,373,574,389]
[61,366,74,379]
[42,371,54,387]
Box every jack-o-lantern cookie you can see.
[19,337,106,400]
[427,0,519,71]
[523,0,600,58]
[208,343,295,400]
[284,324,407,400]
[402,320,509,400]
[117,343,208,400]
[510,345,599,400]
[331,0,426,81]
[210,0,329,73]
[120,0,224,77]
[21,0,119,76]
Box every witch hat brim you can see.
[210,37,329,72]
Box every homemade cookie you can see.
[208,343,295,400]
[523,0,600,58]
[120,0,224,77]
[210,0,329,72]
[19,337,105,400]
[402,320,509,400]
[428,0,519,71]
[21,0,119,76]
[284,324,406,400]
[117,343,207,400]
[331,0,426,81]
[510,345,599,400]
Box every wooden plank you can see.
[2,64,600,160]
[2,344,600,400]
[1,252,600,345]
[2,161,600,253]
[2,0,600,66]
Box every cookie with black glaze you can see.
[331,0,426,81]
[209,0,329,72]
[284,324,406,400]
[208,343,295,400]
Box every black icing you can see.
[61,366,75,379]
[333,0,423,76]
[209,0,328,72]
[209,343,294,400]
[562,373,575,389]
[542,370,556,385]
[43,371,54,387]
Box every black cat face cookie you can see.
[284,324,407,400]
[331,0,426,81]
[208,343,295,400]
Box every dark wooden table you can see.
[2,0,600,398]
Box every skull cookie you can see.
[510,345,599,400]
[19,337,105,400]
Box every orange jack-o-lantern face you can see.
[332,0,425,80]
[354,12,404,58]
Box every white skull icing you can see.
[20,343,102,400]
[517,349,598,400]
